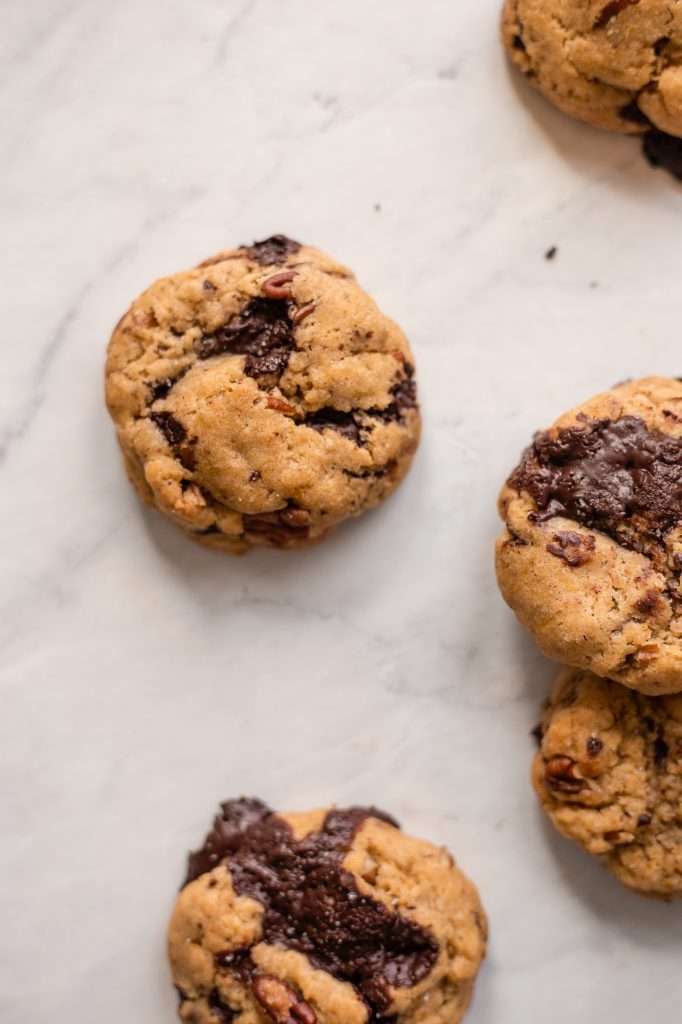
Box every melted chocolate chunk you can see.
[198,298,295,379]
[654,735,669,767]
[207,989,237,1023]
[391,365,418,416]
[305,408,361,444]
[367,366,419,426]
[240,235,302,266]
[184,799,437,1020]
[150,411,187,447]
[594,0,638,29]
[643,130,682,182]
[207,988,237,1023]
[509,416,682,562]
[150,411,197,470]
[149,367,189,402]
[619,100,651,127]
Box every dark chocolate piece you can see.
[240,235,302,266]
[198,298,295,380]
[150,412,187,447]
[305,408,361,444]
[509,415,682,561]
[619,100,651,127]
[643,130,682,182]
[594,0,639,29]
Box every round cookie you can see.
[105,236,420,553]
[502,0,682,137]
[496,377,682,695]
[168,798,487,1024]
[533,666,682,898]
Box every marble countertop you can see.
[2,1,680,1021]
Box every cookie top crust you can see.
[169,799,487,1024]
[502,0,682,138]
[105,237,420,553]
[533,667,682,898]
[496,378,682,695]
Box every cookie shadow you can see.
[536,809,682,944]
[503,62,670,192]
[134,444,429,607]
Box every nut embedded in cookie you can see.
[105,236,421,554]
[533,666,682,898]
[168,798,487,1024]
[495,376,682,695]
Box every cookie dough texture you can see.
[496,377,682,696]
[534,667,682,897]
[168,799,487,1024]
[502,0,682,136]
[105,237,420,553]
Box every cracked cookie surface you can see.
[168,799,487,1024]
[496,377,682,695]
[105,237,420,553]
[533,667,682,897]
[502,0,682,137]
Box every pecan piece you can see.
[292,301,316,324]
[261,270,297,299]
[545,756,584,793]
[252,975,317,1024]
[546,530,595,567]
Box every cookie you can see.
[168,798,487,1024]
[105,236,420,553]
[502,0,682,137]
[533,666,682,898]
[496,377,682,696]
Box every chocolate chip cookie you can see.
[168,799,487,1024]
[502,0,682,137]
[105,237,420,553]
[496,377,682,695]
[533,666,682,898]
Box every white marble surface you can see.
[2,1,681,1020]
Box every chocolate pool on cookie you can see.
[496,377,682,695]
[105,236,420,553]
[533,667,682,898]
[168,798,487,1024]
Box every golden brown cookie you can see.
[168,799,487,1024]
[533,666,682,898]
[105,237,420,553]
[502,0,682,137]
[496,377,682,695]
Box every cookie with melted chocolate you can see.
[168,799,487,1024]
[496,377,682,695]
[105,237,420,553]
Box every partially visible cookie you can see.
[496,377,682,695]
[168,798,487,1024]
[502,0,682,137]
[105,236,420,553]
[533,667,682,898]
